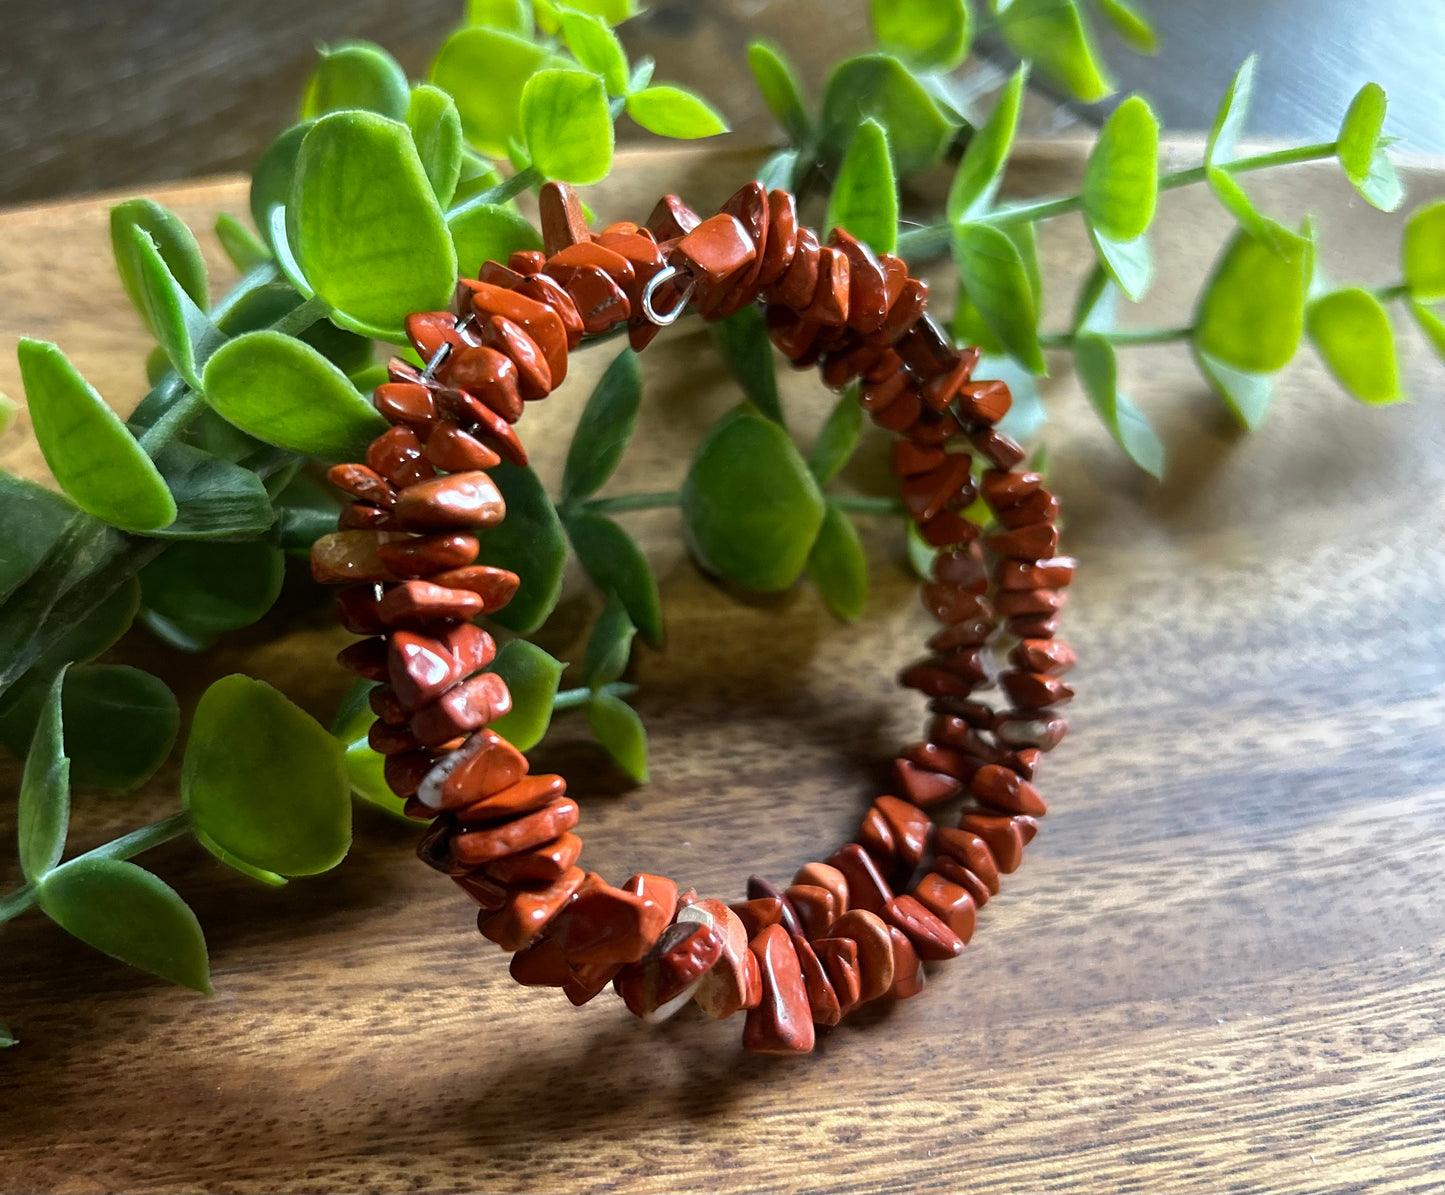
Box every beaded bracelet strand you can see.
[309,181,1075,1054]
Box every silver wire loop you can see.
[420,314,477,381]
[641,265,696,327]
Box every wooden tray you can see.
[1,143,1443,1193]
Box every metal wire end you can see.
[641,265,696,327]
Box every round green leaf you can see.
[1096,0,1158,53]
[947,65,1025,222]
[1,665,179,793]
[38,857,210,992]
[273,469,343,554]
[807,503,868,622]
[869,0,970,71]
[682,405,826,592]
[1402,201,1445,301]
[1193,345,1275,431]
[301,42,409,121]
[1337,82,1387,183]
[487,640,566,752]
[151,442,273,541]
[126,226,214,391]
[194,826,288,887]
[997,0,1113,103]
[825,118,898,256]
[543,0,634,24]
[564,509,663,648]
[468,0,533,34]
[820,53,956,175]
[473,462,568,633]
[16,339,176,533]
[1195,225,1310,372]
[183,674,350,876]
[448,203,543,278]
[584,593,636,689]
[905,518,936,581]
[17,667,69,882]
[1306,288,1401,405]
[407,84,465,207]
[1206,55,1255,167]
[140,540,285,647]
[1087,222,1153,303]
[626,85,729,139]
[523,68,615,182]
[288,111,457,334]
[214,213,271,272]
[807,389,863,485]
[1409,301,1445,362]
[1083,95,1159,243]
[249,120,315,252]
[558,8,630,95]
[329,680,408,822]
[430,27,556,157]
[1073,334,1164,477]
[202,330,387,459]
[0,392,16,436]
[707,308,784,426]
[0,472,77,602]
[561,348,643,505]
[747,41,811,143]
[952,223,1047,375]
[586,692,648,783]
[109,199,209,335]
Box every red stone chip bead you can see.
[315,182,1072,1055]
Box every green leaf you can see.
[289,111,457,335]
[820,53,957,175]
[1087,222,1153,302]
[682,404,826,592]
[825,118,898,255]
[110,199,209,337]
[214,214,271,271]
[747,41,811,143]
[1083,95,1158,242]
[586,692,648,782]
[18,667,69,882]
[487,640,566,751]
[1337,82,1387,183]
[468,0,533,34]
[870,0,970,71]
[201,330,387,460]
[522,68,615,183]
[0,472,79,603]
[756,148,801,193]
[807,503,868,621]
[37,857,211,993]
[947,66,1025,222]
[273,469,343,553]
[561,348,644,505]
[807,389,863,485]
[194,826,288,887]
[905,518,936,581]
[625,84,729,140]
[549,0,636,23]
[139,540,285,649]
[559,8,630,95]
[1095,0,1157,53]
[302,41,408,120]
[584,593,636,688]
[430,27,556,158]
[1074,333,1164,477]
[1206,55,1255,167]
[707,307,785,426]
[1402,201,1445,301]
[407,84,465,207]
[0,665,178,793]
[564,509,664,648]
[250,121,315,253]
[473,462,568,633]
[1194,223,1310,372]
[1408,301,1445,362]
[1306,287,1401,405]
[982,352,1048,443]
[126,226,216,390]
[952,223,1047,374]
[1,1020,14,1048]
[1349,144,1404,213]
[16,339,176,533]
[448,203,543,278]
[1071,263,1116,333]
[183,674,350,876]
[329,680,408,822]
[997,0,1113,103]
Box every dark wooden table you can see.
[0,142,1443,1192]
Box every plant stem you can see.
[553,682,640,712]
[449,166,542,219]
[897,140,1341,258]
[584,490,682,514]
[1373,282,1410,302]
[1040,325,1195,349]
[137,387,206,452]
[0,810,192,925]
[268,293,330,338]
[830,494,907,516]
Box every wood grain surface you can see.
[0,143,1443,1194]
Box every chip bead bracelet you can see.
[310,180,1075,1054]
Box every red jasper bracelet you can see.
[309,181,1074,1054]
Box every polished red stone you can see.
[970,763,1048,818]
[374,380,436,429]
[540,180,592,254]
[886,925,926,1000]
[812,935,862,1016]
[980,468,1042,510]
[451,797,580,868]
[903,740,982,784]
[485,831,583,886]
[902,454,975,523]
[995,588,1068,618]
[892,441,946,477]
[746,875,803,939]
[828,909,895,1003]
[912,873,978,942]
[919,510,979,548]
[870,382,921,432]
[327,463,396,509]
[933,544,989,593]
[770,225,820,308]
[410,671,512,746]
[516,272,585,349]
[996,487,1060,530]
[934,828,1001,896]
[478,314,552,401]
[417,726,529,810]
[646,193,700,241]
[455,773,568,824]
[998,556,1077,591]
[957,811,1038,874]
[422,420,503,472]
[922,581,988,625]
[858,807,896,869]
[691,898,760,1019]
[826,843,894,914]
[891,758,964,808]
[442,345,523,422]
[792,862,850,918]
[560,263,631,333]
[509,935,573,987]
[1000,670,1075,709]
[376,532,480,578]
[742,924,815,1054]
[479,866,586,952]
[615,920,725,1021]
[673,213,756,287]
[457,280,569,385]
[551,873,675,967]
[756,189,798,286]
[375,580,484,628]
[388,624,494,711]
[883,894,964,960]
[546,240,636,289]
[783,883,838,940]
[829,228,888,334]
[311,531,401,585]
[957,378,1013,425]
[873,795,934,871]
[791,933,842,1026]
[367,719,419,756]
[392,471,505,532]
[337,503,393,531]
[336,636,388,681]
[933,854,992,908]
[985,522,1060,560]
[970,426,1026,469]
[389,750,440,801]
[366,426,434,490]
[729,896,784,940]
